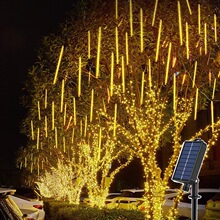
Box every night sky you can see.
[0,0,74,169]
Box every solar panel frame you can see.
[172,139,207,185]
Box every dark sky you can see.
[0,0,74,169]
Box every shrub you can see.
[44,199,145,220]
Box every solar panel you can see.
[172,139,207,186]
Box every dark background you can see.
[0,0,74,170]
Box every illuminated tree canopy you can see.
[17,0,220,219]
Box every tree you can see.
[75,122,133,207]
[17,0,220,219]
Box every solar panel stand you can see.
[171,139,207,220]
[188,178,201,220]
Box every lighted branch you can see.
[76,116,133,208]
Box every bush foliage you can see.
[44,199,145,220]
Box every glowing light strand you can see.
[178,1,183,45]
[53,45,64,84]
